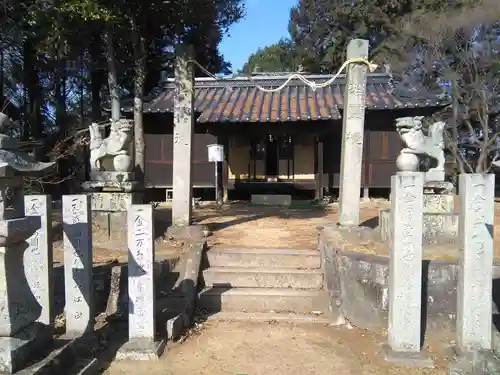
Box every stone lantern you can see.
[0,113,55,373]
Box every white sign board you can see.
[207,144,224,163]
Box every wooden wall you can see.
[144,133,217,188]
[142,110,429,190]
[322,112,405,189]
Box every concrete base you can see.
[0,323,52,374]
[382,344,434,368]
[115,338,166,360]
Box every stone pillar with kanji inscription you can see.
[456,174,494,353]
[172,45,195,227]
[62,194,93,337]
[383,172,433,368]
[116,204,166,360]
[0,112,55,373]
[24,195,53,328]
[338,39,369,226]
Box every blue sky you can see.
[219,0,297,72]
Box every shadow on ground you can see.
[192,203,330,233]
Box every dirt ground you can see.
[104,321,451,375]
[195,200,383,250]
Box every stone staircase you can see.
[198,247,333,323]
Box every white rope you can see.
[187,58,379,92]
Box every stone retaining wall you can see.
[319,225,500,331]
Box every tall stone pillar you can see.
[384,172,432,368]
[338,39,369,226]
[457,173,494,353]
[172,45,195,227]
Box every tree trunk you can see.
[90,32,105,122]
[105,25,120,122]
[449,80,467,174]
[132,19,146,182]
[0,49,4,101]
[23,39,42,142]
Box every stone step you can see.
[199,311,334,325]
[202,267,323,289]
[207,248,321,269]
[198,287,328,314]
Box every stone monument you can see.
[379,116,457,243]
[82,119,143,246]
[0,112,55,373]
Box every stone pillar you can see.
[338,39,369,226]
[62,194,94,337]
[456,174,494,353]
[172,44,195,227]
[117,204,165,359]
[384,172,432,367]
[24,195,53,327]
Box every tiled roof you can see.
[122,73,448,123]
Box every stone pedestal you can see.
[425,169,445,182]
[423,181,455,213]
[89,191,143,248]
[90,171,134,183]
[380,209,458,243]
[379,181,457,244]
[423,194,454,213]
[82,179,140,193]
[90,191,143,212]
[83,172,144,248]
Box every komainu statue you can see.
[89,119,134,172]
[394,116,446,180]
